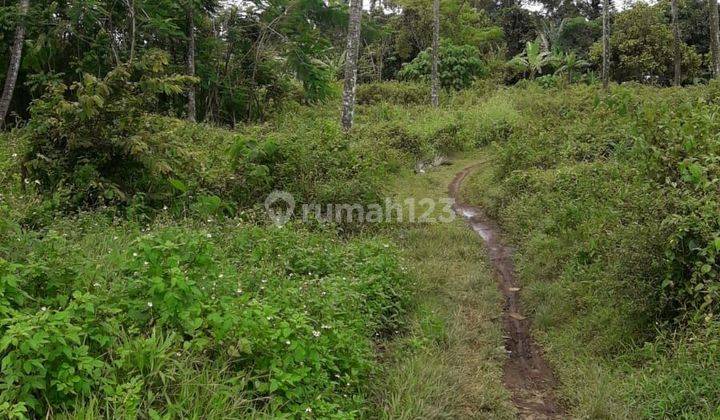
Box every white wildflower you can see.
[41,307,47,312]
[312,330,321,338]
[147,302,153,308]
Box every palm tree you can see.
[508,41,551,80]
[672,0,682,85]
[602,0,610,88]
[341,0,363,132]
[555,52,590,83]
[431,0,440,108]
[709,0,720,77]
[187,3,196,122]
[0,0,30,128]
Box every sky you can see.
[223,0,651,14]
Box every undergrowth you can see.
[462,82,720,418]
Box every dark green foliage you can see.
[589,3,701,84]
[398,42,486,90]
[556,17,601,57]
[20,53,195,209]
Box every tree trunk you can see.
[672,0,682,86]
[431,0,440,108]
[128,0,136,64]
[341,0,362,132]
[187,6,197,122]
[602,0,610,89]
[709,0,720,77]
[0,0,30,128]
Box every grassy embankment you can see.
[461,83,720,418]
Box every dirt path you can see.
[449,164,564,419]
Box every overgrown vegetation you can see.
[3,0,720,416]
[461,83,720,417]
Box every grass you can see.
[458,83,720,418]
[374,154,515,419]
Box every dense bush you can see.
[589,3,701,84]
[0,219,410,417]
[21,52,196,209]
[398,42,486,90]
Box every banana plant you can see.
[508,41,552,80]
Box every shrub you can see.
[355,82,430,105]
[0,221,411,418]
[398,42,486,90]
[21,51,195,209]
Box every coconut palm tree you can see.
[0,0,30,128]
[431,0,440,107]
[341,0,363,132]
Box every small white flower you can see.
[163,205,168,211]
[11,153,18,158]
[144,261,149,266]
[285,340,291,345]
[41,306,47,312]
[312,330,321,338]
[305,407,312,413]
[147,302,153,308]
[206,233,212,238]
[236,289,243,294]
[93,282,100,287]
[321,324,331,330]
[133,252,138,257]
[261,279,267,284]
[219,274,224,278]
[176,352,182,357]
[34,180,41,185]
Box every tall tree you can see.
[710,0,720,76]
[0,0,30,128]
[431,0,440,107]
[672,0,682,85]
[341,0,363,132]
[187,4,197,122]
[602,0,610,88]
